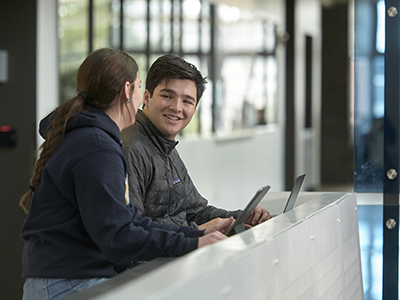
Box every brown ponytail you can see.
[19,97,85,212]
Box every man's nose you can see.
[170,98,183,112]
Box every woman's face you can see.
[130,72,143,114]
[123,72,142,129]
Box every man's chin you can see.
[161,128,179,140]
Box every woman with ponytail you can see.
[20,48,232,300]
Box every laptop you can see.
[271,174,306,217]
[225,185,271,237]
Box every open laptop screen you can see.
[283,174,306,213]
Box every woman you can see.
[20,48,232,300]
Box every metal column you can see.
[383,1,400,298]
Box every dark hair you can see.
[145,54,207,104]
[20,48,139,212]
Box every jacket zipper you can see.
[166,156,181,226]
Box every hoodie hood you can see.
[39,105,122,145]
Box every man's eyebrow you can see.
[159,88,176,95]
[160,88,196,102]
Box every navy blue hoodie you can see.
[21,106,202,279]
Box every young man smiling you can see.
[121,54,270,230]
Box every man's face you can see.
[143,78,197,140]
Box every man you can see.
[121,54,270,230]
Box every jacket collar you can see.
[136,110,178,155]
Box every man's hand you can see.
[198,217,233,232]
[200,217,235,235]
[245,206,271,226]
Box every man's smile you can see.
[165,115,180,121]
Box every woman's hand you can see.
[197,217,235,248]
[202,217,235,235]
[198,231,228,248]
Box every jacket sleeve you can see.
[123,143,150,216]
[191,205,243,225]
[71,149,202,265]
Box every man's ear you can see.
[143,90,150,107]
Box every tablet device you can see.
[225,185,271,237]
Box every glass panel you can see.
[218,56,257,132]
[264,21,276,54]
[181,0,201,52]
[213,3,278,136]
[264,56,278,124]
[199,57,213,136]
[354,0,384,193]
[123,0,147,51]
[172,0,181,52]
[214,55,277,134]
[110,0,122,48]
[93,0,114,49]
[58,0,90,103]
[181,55,201,136]
[149,0,172,52]
[201,1,211,53]
[217,5,264,53]
[355,0,387,299]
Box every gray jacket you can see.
[121,110,242,228]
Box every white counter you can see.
[68,192,364,300]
